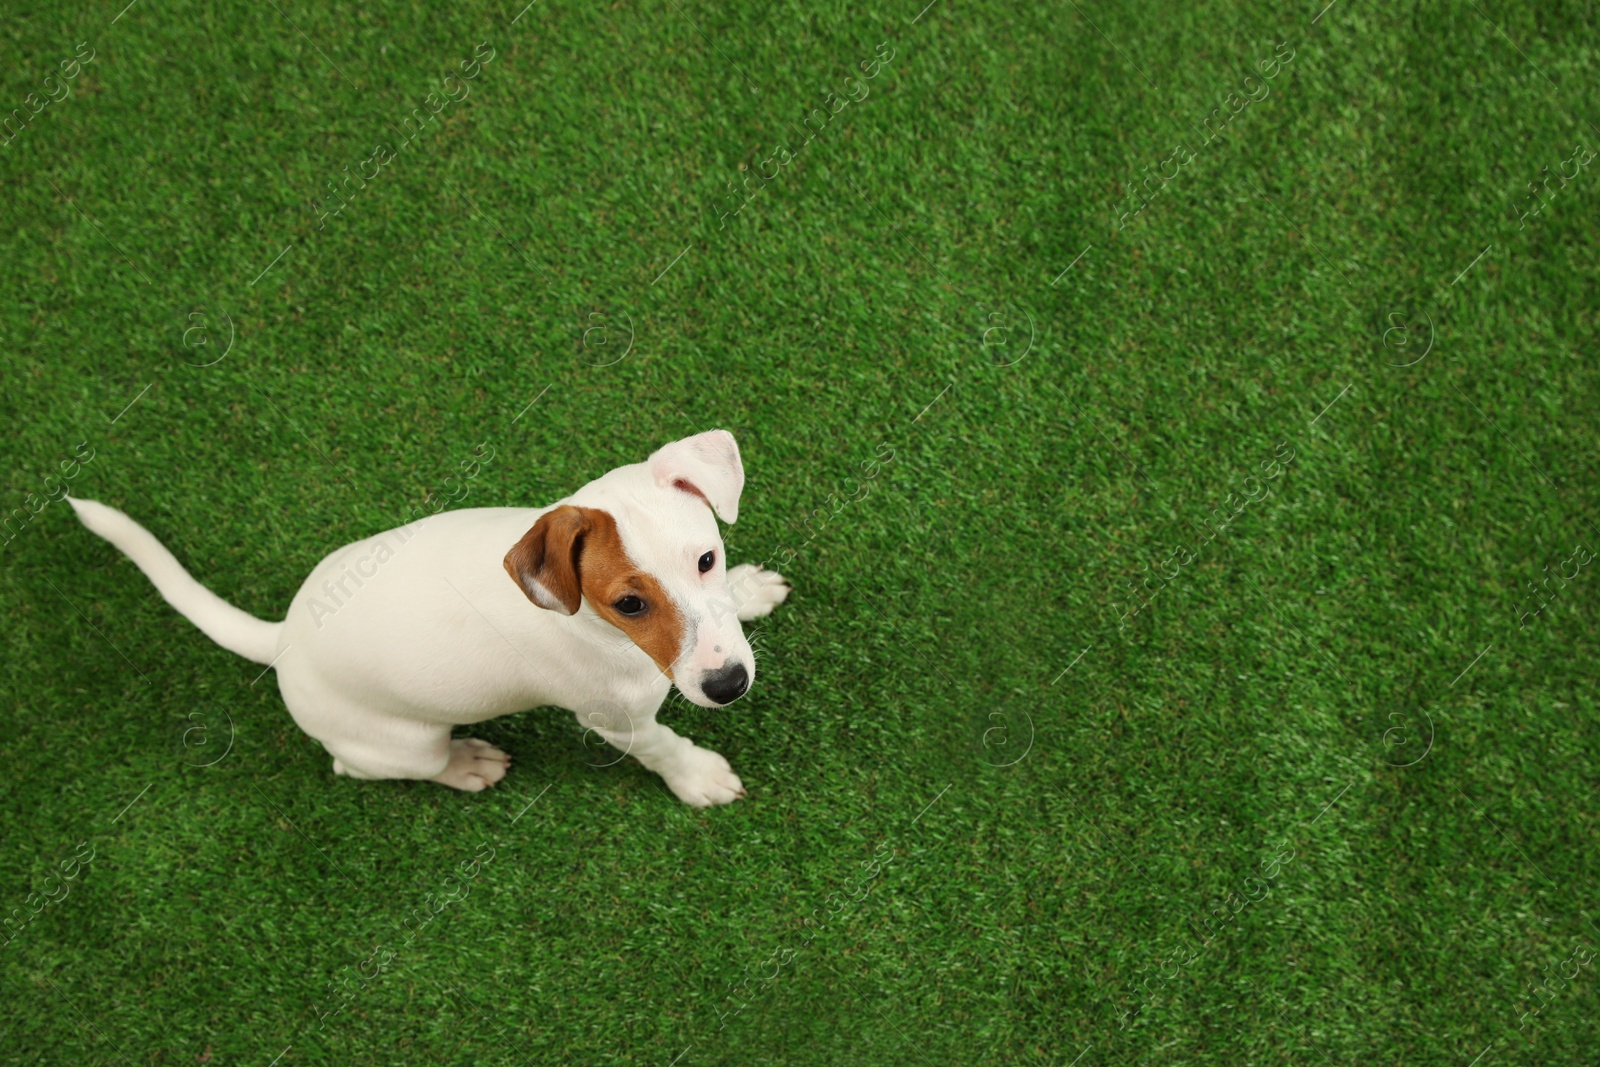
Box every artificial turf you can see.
[3,0,1599,1062]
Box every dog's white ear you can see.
[648,429,744,524]
[503,505,591,614]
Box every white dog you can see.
[68,430,789,806]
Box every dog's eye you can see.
[698,551,715,574]
[613,596,645,616]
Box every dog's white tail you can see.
[67,496,283,665]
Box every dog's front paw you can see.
[727,564,791,621]
[663,745,746,807]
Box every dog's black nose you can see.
[701,661,749,705]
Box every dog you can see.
[68,430,789,806]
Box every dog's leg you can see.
[280,669,511,792]
[325,731,511,793]
[724,563,790,621]
[297,710,511,793]
[583,705,745,807]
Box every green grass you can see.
[3,0,1599,1062]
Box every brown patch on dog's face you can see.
[579,509,685,676]
[503,506,685,677]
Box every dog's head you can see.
[502,430,756,708]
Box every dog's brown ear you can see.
[504,505,591,614]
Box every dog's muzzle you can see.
[700,660,749,706]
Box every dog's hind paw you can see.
[662,745,746,807]
[726,564,790,621]
[429,738,512,792]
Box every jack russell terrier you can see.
[68,430,789,806]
